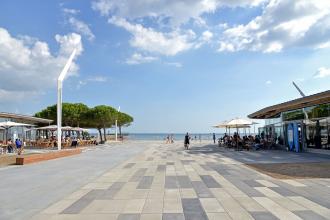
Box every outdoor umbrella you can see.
[0,121,35,144]
[226,118,254,150]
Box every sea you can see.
[125,133,224,141]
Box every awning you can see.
[248,90,330,119]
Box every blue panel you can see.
[293,123,299,152]
[287,124,294,151]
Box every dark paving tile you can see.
[184,213,208,220]
[123,163,135,168]
[177,176,192,188]
[200,175,221,188]
[162,213,185,220]
[146,157,153,161]
[129,168,148,182]
[61,198,92,214]
[269,187,297,197]
[293,210,327,220]
[244,180,264,187]
[191,181,214,198]
[167,162,175,165]
[181,160,194,165]
[117,214,140,220]
[250,211,279,220]
[199,164,213,171]
[225,177,264,197]
[181,198,208,220]
[82,189,106,200]
[165,176,178,189]
[157,165,166,171]
[137,176,154,189]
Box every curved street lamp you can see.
[57,49,77,150]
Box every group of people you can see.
[0,138,23,155]
[218,133,270,150]
[165,135,174,144]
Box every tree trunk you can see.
[103,127,107,142]
[119,126,122,136]
[98,128,103,143]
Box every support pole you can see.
[57,49,76,150]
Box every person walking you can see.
[213,133,216,144]
[184,133,190,150]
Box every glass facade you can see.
[262,103,330,150]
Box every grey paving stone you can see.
[82,189,106,200]
[129,168,148,182]
[181,160,194,165]
[123,163,136,168]
[165,176,178,189]
[244,180,264,187]
[162,213,185,220]
[166,162,175,165]
[177,176,192,188]
[199,164,213,171]
[118,213,140,220]
[293,210,327,220]
[146,157,153,161]
[225,177,263,197]
[157,165,166,171]
[181,198,208,220]
[250,211,279,220]
[191,181,214,198]
[269,187,297,197]
[61,198,92,214]
[200,175,221,188]
[184,213,208,220]
[137,176,154,189]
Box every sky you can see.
[0,0,330,133]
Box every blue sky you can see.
[0,0,330,133]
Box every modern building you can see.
[248,90,330,152]
[0,112,52,142]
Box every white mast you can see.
[57,49,77,150]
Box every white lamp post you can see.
[115,106,120,141]
[57,49,77,150]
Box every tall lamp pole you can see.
[57,49,77,150]
[115,106,120,141]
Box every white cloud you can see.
[126,53,158,65]
[265,80,272,85]
[109,17,195,56]
[314,67,330,78]
[92,0,266,26]
[0,27,83,103]
[76,76,108,89]
[165,62,183,68]
[68,17,95,41]
[63,8,95,41]
[218,0,330,52]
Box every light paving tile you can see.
[253,197,302,220]
[130,189,150,199]
[164,189,181,200]
[142,199,163,213]
[123,199,145,213]
[46,214,119,220]
[256,180,279,187]
[271,197,307,211]
[140,213,162,220]
[64,189,90,200]
[180,189,198,198]
[234,196,266,212]
[200,198,225,212]
[281,179,306,187]
[254,187,283,198]
[288,196,330,219]
[163,199,183,213]
[206,212,231,220]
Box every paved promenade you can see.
[0,141,149,220]
[31,142,330,220]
